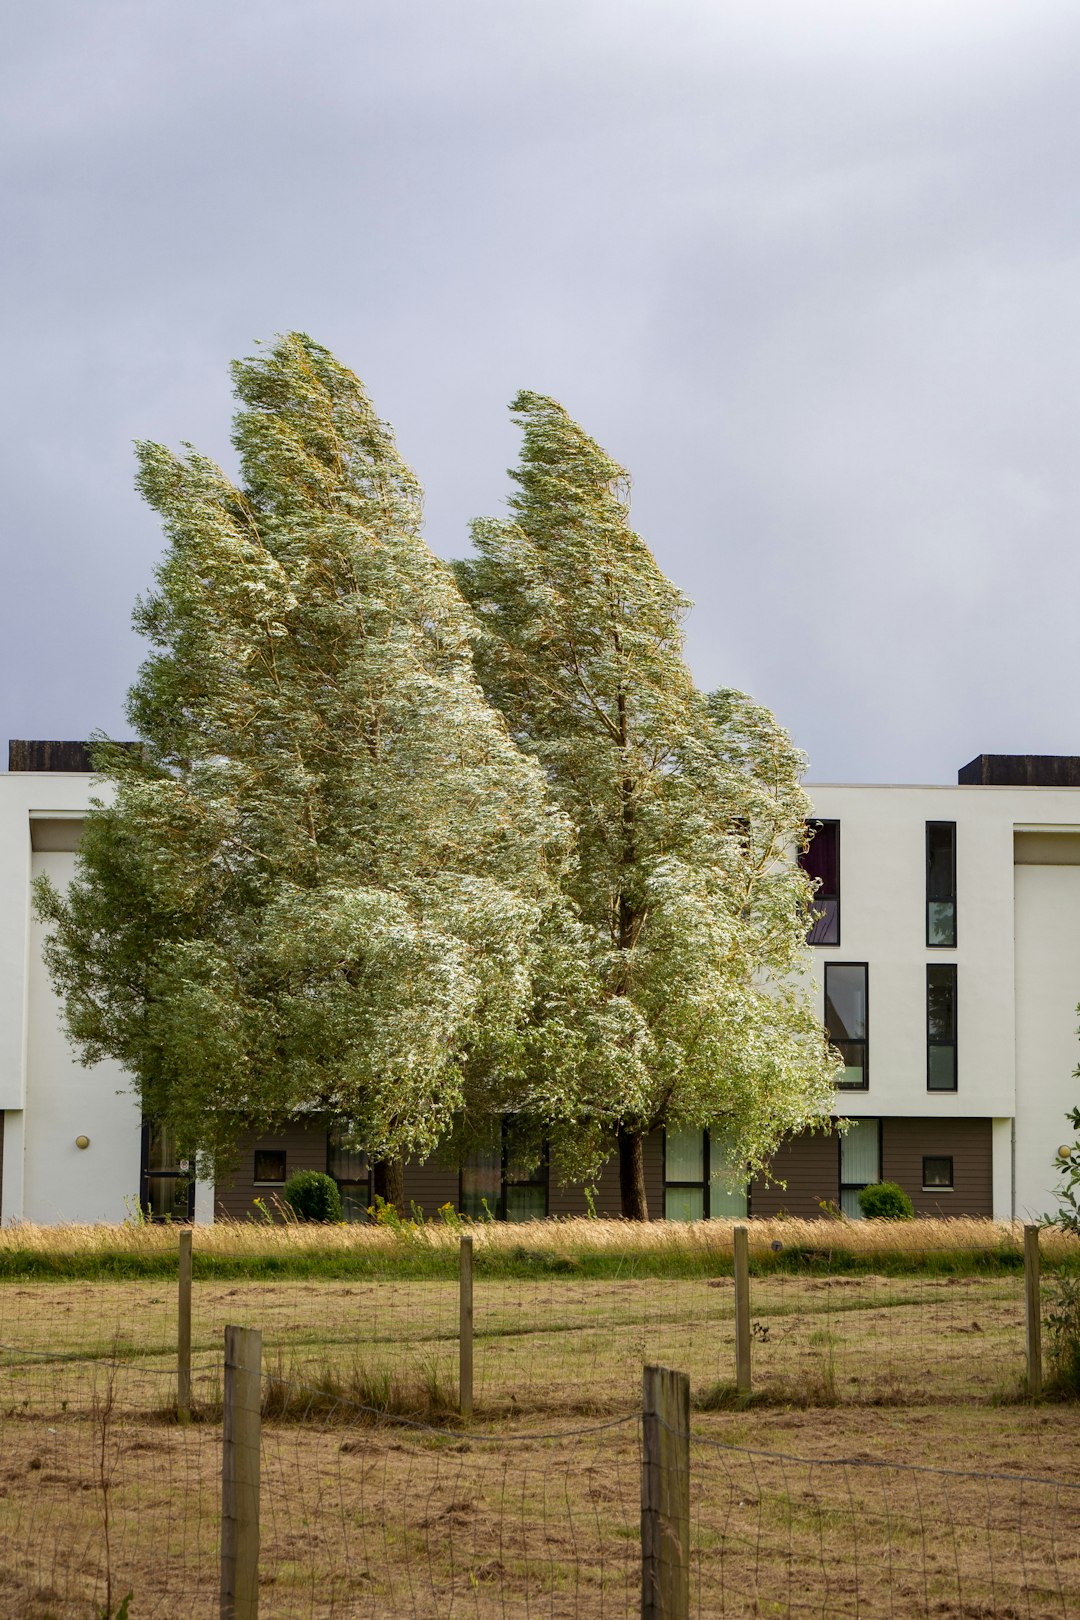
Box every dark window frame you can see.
[327,1132,372,1222]
[253,1148,287,1185]
[927,963,958,1092]
[458,1120,549,1222]
[662,1129,752,1220]
[926,821,958,949]
[837,1117,883,1217]
[922,1155,954,1190]
[825,961,869,1092]
[139,1119,195,1223]
[801,819,841,946]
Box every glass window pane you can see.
[928,901,956,947]
[505,1184,547,1222]
[928,1046,957,1091]
[338,1183,370,1223]
[840,1119,880,1185]
[254,1150,286,1183]
[328,1137,369,1182]
[666,1128,704,1184]
[708,1134,748,1218]
[840,1187,864,1220]
[834,1041,867,1089]
[461,1150,501,1219]
[927,823,956,902]
[927,966,956,1040]
[145,1175,190,1221]
[665,1187,705,1222]
[825,965,867,1041]
[923,1156,953,1188]
[802,821,839,891]
[807,898,839,946]
[147,1122,179,1173]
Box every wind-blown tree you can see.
[456,392,838,1218]
[36,337,567,1203]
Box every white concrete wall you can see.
[22,847,142,1222]
[1013,863,1080,1220]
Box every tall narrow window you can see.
[927,964,957,1091]
[800,820,840,945]
[328,1134,371,1223]
[140,1121,195,1222]
[839,1119,880,1219]
[825,963,868,1089]
[927,822,957,947]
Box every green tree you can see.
[36,336,566,1202]
[456,392,838,1218]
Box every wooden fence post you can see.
[177,1228,192,1422]
[1024,1223,1043,1399]
[459,1235,474,1420]
[734,1224,752,1397]
[221,1325,262,1620]
[641,1364,690,1620]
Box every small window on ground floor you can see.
[664,1128,749,1221]
[922,1155,954,1190]
[254,1148,287,1185]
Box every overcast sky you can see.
[4,0,1080,784]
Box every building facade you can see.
[2,742,1078,1224]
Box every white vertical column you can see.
[1,1110,24,1224]
[992,1118,1014,1222]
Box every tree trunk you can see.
[371,1155,405,1218]
[617,1127,649,1221]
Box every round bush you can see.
[857,1181,914,1221]
[283,1170,343,1223]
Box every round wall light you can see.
[75,1135,90,1150]
[1058,1145,1073,1161]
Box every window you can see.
[328,1135,371,1223]
[253,1149,287,1184]
[825,963,868,1089]
[663,1128,749,1221]
[927,964,957,1091]
[923,1156,954,1190]
[800,820,840,945]
[839,1118,880,1219]
[460,1121,548,1222]
[140,1121,194,1222]
[927,822,957,947]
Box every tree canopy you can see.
[36,336,567,1180]
[456,391,838,1217]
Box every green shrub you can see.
[283,1170,342,1223]
[857,1181,914,1220]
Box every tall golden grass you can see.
[0,1213,1074,1260]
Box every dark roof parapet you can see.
[958,754,1080,788]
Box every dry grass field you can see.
[0,1217,1077,1616]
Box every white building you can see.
[2,742,1079,1223]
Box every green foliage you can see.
[35,335,568,1176]
[282,1170,342,1223]
[1045,1263,1080,1396]
[456,392,838,1200]
[857,1182,915,1221]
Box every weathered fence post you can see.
[459,1235,474,1420]
[1024,1223,1043,1399]
[177,1228,192,1422]
[221,1325,262,1620]
[733,1223,752,1397]
[641,1364,690,1620]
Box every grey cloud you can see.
[4,0,1080,780]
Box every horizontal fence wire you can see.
[686,1424,1080,1618]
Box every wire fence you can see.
[0,1226,1076,1615]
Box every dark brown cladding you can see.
[882,1117,992,1217]
[750,1126,839,1218]
[214,1123,330,1221]
[958,754,1080,788]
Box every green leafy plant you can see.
[282,1170,342,1224]
[1045,1265,1080,1396]
[857,1182,914,1221]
